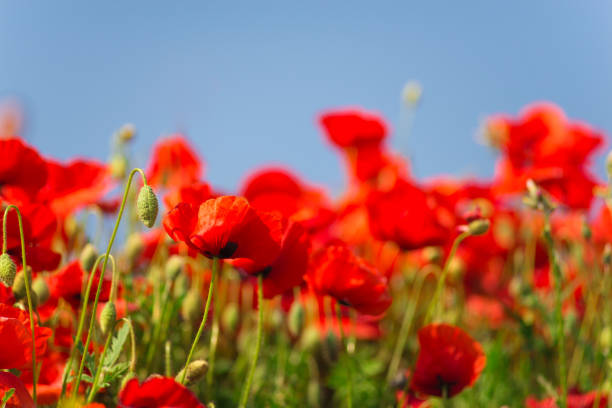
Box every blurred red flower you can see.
[147,135,203,188]
[526,390,608,408]
[119,376,205,408]
[366,178,454,250]
[0,138,47,204]
[0,371,35,408]
[410,323,486,398]
[488,103,605,209]
[0,303,52,370]
[0,203,61,272]
[38,158,112,217]
[306,241,391,315]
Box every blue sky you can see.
[1,2,612,195]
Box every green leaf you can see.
[104,322,130,368]
[1,388,15,408]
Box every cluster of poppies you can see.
[0,101,611,407]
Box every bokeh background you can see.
[1,1,612,194]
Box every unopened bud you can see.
[288,302,305,337]
[600,327,612,352]
[423,246,442,264]
[175,359,208,386]
[32,277,49,305]
[402,81,422,107]
[221,303,239,334]
[0,253,16,287]
[300,326,321,352]
[12,268,32,300]
[604,244,612,266]
[100,302,117,337]
[181,290,202,324]
[467,219,490,236]
[117,123,136,142]
[137,185,158,228]
[110,155,128,180]
[80,243,98,272]
[125,233,144,264]
[165,255,184,281]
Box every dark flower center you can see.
[219,241,238,258]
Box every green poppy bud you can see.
[467,219,490,236]
[0,253,16,287]
[12,268,32,300]
[117,123,136,142]
[80,243,98,272]
[221,303,239,335]
[288,302,305,337]
[181,290,202,324]
[137,185,158,228]
[175,359,208,386]
[32,277,50,305]
[100,302,117,337]
[125,233,144,264]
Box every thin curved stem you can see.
[180,257,218,384]
[386,271,427,382]
[3,206,36,404]
[335,302,353,408]
[239,274,264,408]
[207,284,220,386]
[424,231,470,324]
[73,168,147,397]
[59,254,113,399]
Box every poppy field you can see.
[1,100,612,408]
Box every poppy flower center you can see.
[219,241,238,258]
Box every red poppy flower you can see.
[410,324,486,397]
[241,167,335,233]
[396,390,429,408]
[366,178,454,250]
[37,159,112,217]
[306,241,391,315]
[164,196,283,270]
[319,109,392,182]
[0,371,35,408]
[119,376,205,408]
[20,351,65,406]
[488,103,605,209]
[164,181,213,210]
[526,390,608,408]
[0,303,52,370]
[147,135,203,188]
[0,138,48,204]
[319,109,387,148]
[0,202,61,272]
[232,220,310,299]
[0,282,14,305]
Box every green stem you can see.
[207,288,220,386]
[73,168,147,397]
[424,231,470,324]
[59,254,113,399]
[543,215,567,408]
[86,327,114,403]
[238,274,265,408]
[165,340,172,377]
[2,206,36,404]
[180,257,218,384]
[386,272,427,382]
[335,302,352,408]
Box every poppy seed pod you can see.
[165,255,184,282]
[110,154,128,180]
[12,268,32,300]
[175,359,208,386]
[467,219,490,236]
[100,301,117,337]
[137,185,158,228]
[80,243,98,272]
[181,290,202,324]
[0,253,16,287]
[32,277,50,305]
[288,302,305,337]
